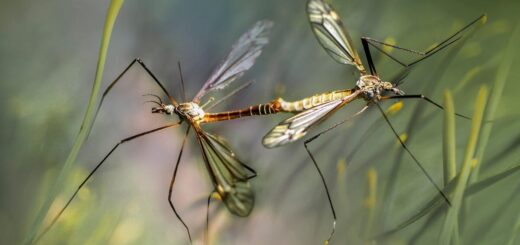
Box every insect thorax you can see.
[356,75,395,101]
[175,102,206,122]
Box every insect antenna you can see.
[143,100,162,107]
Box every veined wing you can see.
[307,0,365,72]
[193,20,273,103]
[195,127,254,217]
[263,98,347,148]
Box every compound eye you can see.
[366,91,374,100]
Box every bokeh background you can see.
[1,0,519,244]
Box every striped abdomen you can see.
[202,89,356,123]
[277,89,355,112]
[203,101,282,123]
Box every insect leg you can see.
[205,191,215,245]
[362,36,378,75]
[298,105,368,243]
[361,36,458,68]
[361,15,485,68]
[303,105,369,145]
[33,122,181,244]
[303,139,336,244]
[93,58,177,129]
[178,62,187,102]
[167,126,192,243]
[381,94,470,119]
[374,103,451,206]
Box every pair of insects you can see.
[35,0,485,244]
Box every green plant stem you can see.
[23,1,125,244]
[443,89,460,245]
[443,90,457,185]
[439,86,488,245]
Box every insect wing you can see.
[307,0,362,69]
[196,129,254,217]
[263,99,345,148]
[193,20,273,102]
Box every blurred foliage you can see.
[1,0,519,244]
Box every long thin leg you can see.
[33,122,181,244]
[203,164,256,245]
[178,62,187,102]
[381,94,470,119]
[389,67,411,86]
[305,105,369,144]
[205,191,214,245]
[374,103,451,206]
[93,58,177,129]
[361,36,458,69]
[297,106,368,244]
[361,15,485,68]
[303,140,336,244]
[203,170,254,245]
[167,126,192,243]
[362,37,378,75]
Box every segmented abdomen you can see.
[278,89,354,112]
[202,89,355,123]
[203,103,280,123]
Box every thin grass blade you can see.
[439,86,488,244]
[23,1,125,244]
[443,90,457,185]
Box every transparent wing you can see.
[195,128,254,217]
[193,20,273,103]
[263,99,346,148]
[307,0,364,71]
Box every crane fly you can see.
[261,0,486,243]
[34,20,275,245]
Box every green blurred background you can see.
[1,0,519,244]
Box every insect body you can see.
[260,0,485,243]
[35,20,274,245]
